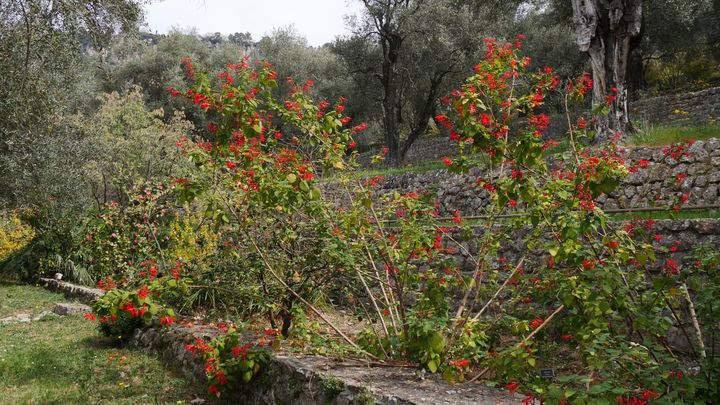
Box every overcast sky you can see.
[143,0,363,46]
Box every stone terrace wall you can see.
[360,138,720,217]
[356,87,720,167]
[630,86,720,127]
[602,139,720,209]
[40,278,104,304]
[356,137,458,168]
[449,219,720,274]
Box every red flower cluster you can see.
[616,390,658,405]
[448,358,471,368]
[662,259,679,275]
[97,277,117,291]
[529,317,543,329]
[160,316,175,326]
[662,142,690,160]
[567,72,593,98]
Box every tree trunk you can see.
[572,0,642,141]
[279,295,295,337]
[627,46,645,95]
[380,33,403,167]
[401,76,443,158]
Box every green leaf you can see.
[429,332,446,353]
[427,359,438,373]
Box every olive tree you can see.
[338,0,520,166]
[571,0,642,140]
[0,0,142,209]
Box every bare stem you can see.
[247,237,375,359]
[468,304,565,383]
[472,256,526,321]
[682,282,706,358]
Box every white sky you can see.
[143,0,363,46]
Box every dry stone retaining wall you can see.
[357,87,720,167]
[629,87,720,127]
[40,277,104,304]
[356,138,720,217]
[447,219,720,276]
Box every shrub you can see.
[184,325,273,397]
[91,270,188,343]
[171,58,361,338]
[0,211,35,264]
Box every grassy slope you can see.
[628,124,720,146]
[0,282,202,405]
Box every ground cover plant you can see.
[78,37,719,403]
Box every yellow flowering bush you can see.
[0,211,35,262]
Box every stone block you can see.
[52,303,92,316]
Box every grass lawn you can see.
[607,208,720,221]
[628,123,720,146]
[0,281,203,405]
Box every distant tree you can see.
[78,87,193,206]
[98,29,249,133]
[202,32,225,46]
[0,0,142,209]
[258,26,350,101]
[341,0,519,166]
[229,31,254,46]
[640,0,719,90]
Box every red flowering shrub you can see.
[171,58,364,338]
[79,37,718,403]
[185,325,272,397]
[91,273,188,343]
[427,35,716,403]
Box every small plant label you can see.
[539,368,555,379]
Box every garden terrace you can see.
[2,6,720,402]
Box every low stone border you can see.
[39,277,104,304]
[129,322,518,405]
[37,278,516,404]
[0,311,54,324]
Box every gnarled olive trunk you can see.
[572,0,642,141]
[380,32,404,167]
